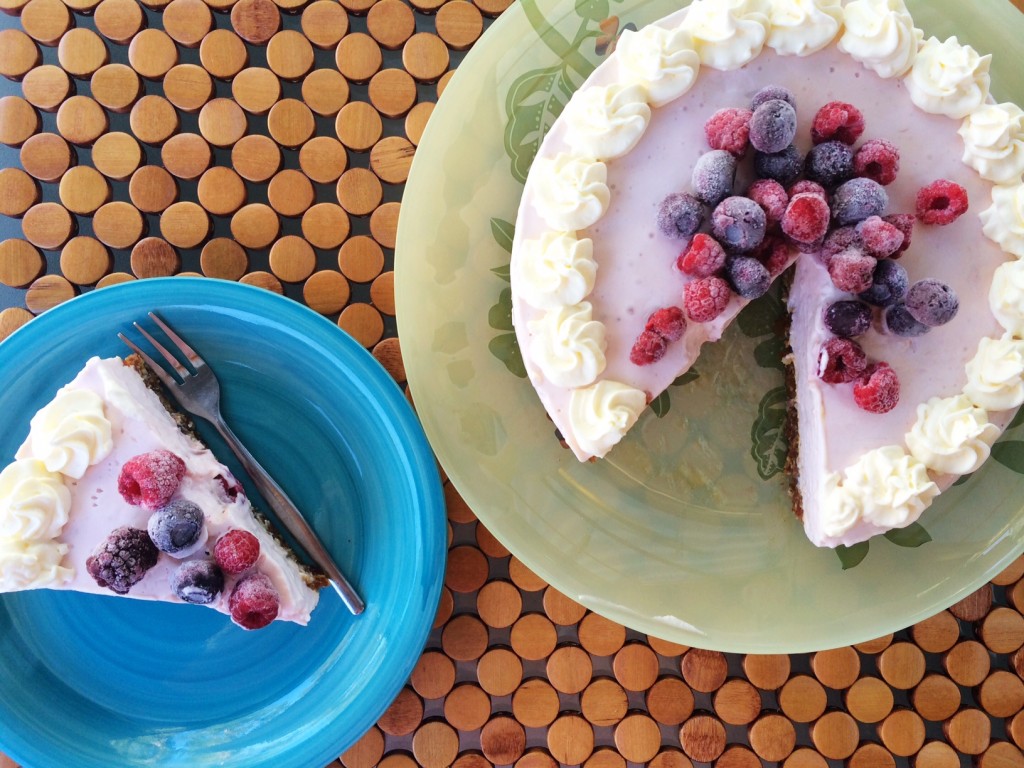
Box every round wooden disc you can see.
[445,545,487,592]
[338,300,384,346]
[915,741,960,768]
[0,95,40,146]
[979,670,1024,718]
[778,675,826,723]
[96,272,136,288]
[811,647,860,690]
[0,308,32,343]
[302,202,350,250]
[749,714,796,762]
[368,68,416,119]
[197,98,248,148]
[298,136,347,184]
[162,64,213,112]
[267,169,314,217]
[127,28,178,79]
[21,65,71,112]
[950,585,993,622]
[129,165,178,213]
[266,30,314,80]
[93,0,145,44]
[301,0,348,49]
[55,95,107,145]
[403,33,449,82]
[230,203,279,249]
[474,0,512,16]
[19,132,73,182]
[713,679,761,726]
[911,610,960,654]
[981,607,1024,654]
[436,1,483,49]
[442,683,490,732]
[576,612,625,658]
[854,634,894,655]
[442,614,488,662]
[543,587,586,625]
[22,202,74,249]
[199,29,248,80]
[232,134,281,182]
[612,643,658,693]
[410,651,455,700]
[579,677,627,728]
[878,642,926,690]
[845,676,894,724]
[849,743,895,768]
[911,674,961,722]
[163,0,212,46]
[437,70,455,97]
[512,678,559,729]
[59,237,113,284]
[0,168,39,217]
[90,63,141,113]
[879,709,926,757]
[547,715,594,766]
[302,68,349,116]
[267,97,314,147]
[159,201,209,248]
[682,649,728,693]
[945,640,991,687]
[230,0,280,45]
[0,238,44,287]
[92,131,142,180]
[643,677,694,726]
[336,101,382,151]
[614,714,660,764]
[57,28,108,78]
[335,33,382,82]
[130,236,180,277]
[366,0,414,49]
[810,711,859,760]
[783,749,828,768]
[25,274,75,313]
[979,743,1024,768]
[744,653,792,690]
[92,201,145,249]
[405,102,434,146]
[679,714,726,763]
[20,0,71,47]
[161,133,212,180]
[647,637,689,657]
[130,94,180,144]
[477,580,522,628]
[411,721,460,768]
[336,167,382,216]
[370,135,415,184]
[232,67,280,114]
[342,727,385,768]
[378,687,423,738]
[995,555,1024,586]
[268,235,315,282]
[944,708,992,755]
[477,647,522,697]
[303,269,350,315]
[200,237,248,279]
[59,165,110,214]
[195,166,246,216]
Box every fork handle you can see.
[211,416,365,615]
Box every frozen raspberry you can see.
[811,101,865,145]
[86,526,159,594]
[750,99,798,154]
[751,85,796,111]
[746,179,789,230]
[726,256,771,299]
[883,213,914,257]
[684,276,732,322]
[147,499,204,556]
[817,226,860,267]
[677,233,727,278]
[229,572,280,630]
[118,450,186,510]
[855,216,905,258]
[818,337,868,384]
[657,192,704,239]
[712,196,767,252]
[854,139,900,185]
[756,235,793,277]
[824,300,872,338]
[754,145,804,186]
[805,141,854,188]
[781,193,830,245]
[916,180,969,225]
[645,306,686,341]
[788,180,828,202]
[704,107,752,157]
[853,363,900,414]
[170,560,224,605]
[630,329,668,366]
[905,279,959,327]
[214,529,261,575]
[692,150,737,206]
[831,178,888,226]
[859,259,909,307]
[883,303,930,337]
[828,248,877,293]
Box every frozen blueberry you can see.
[884,303,931,337]
[831,177,888,225]
[691,150,737,206]
[749,99,798,154]
[170,560,224,605]
[657,192,704,239]
[824,300,872,338]
[147,499,205,556]
[858,259,909,307]
[726,256,771,299]
[754,144,804,186]
[805,141,854,189]
[751,85,796,111]
[712,196,767,253]
[905,279,959,327]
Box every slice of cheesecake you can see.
[0,356,327,629]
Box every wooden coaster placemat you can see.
[3,1,1024,767]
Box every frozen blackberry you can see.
[170,560,224,605]
[692,150,737,206]
[883,303,931,337]
[805,141,854,188]
[726,256,771,299]
[824,300,872,338]
[86,526,159,594]
[751,85,796,111]
[148,499,205,556]
[905,279,959,327]
[750,99,798,154]
[858,259,909,307]
[754,144,804,186]
[712,196,767,253]
[831,178,888,225]
[657,192,704,239]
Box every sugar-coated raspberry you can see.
[704,107,753,157]
[756,235,793,277]
[824,300,872,338]
[147,499,204,556]
[916,179,969,225]
[883,213,914,256]
[751,85,796,111]
[712,196,767,252]
[677,233,727,277]
[854,139,900,185]
[811,101,865,145]
[214,529,261,575]
[855,216,905,258]
[746,179,789,230]
[229,572,280,630]
[657,192,704,239]
[754,145,804,186]
[683,276,732,323]
[750,99,798,154]
[828,247,877,293]
[781,193,830,245]
[859,259,909,307]
[645,306,686,341]
[118,450,186,510]
[831,178,888,225]
[630,329,668,366]
[86,526,159,594]
[788,180,828,202]
[726,256,771,299]
[883,303,930,337]
[853,363,900,414]
[818,337,868,384]
[905,279,959,327]
[692,150,737,206]
[805,141,854,188]
[817,226,859,267]
[170,560,224,605]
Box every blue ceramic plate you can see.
[0,278,445,768]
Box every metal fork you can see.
[119,312,365,615]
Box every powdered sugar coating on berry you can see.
[746,179,789,229]
[859,259,909,307]
[831,177,888,225]
[916,179,969,225]
[805,141,854,188]
[657,193,704,239]
[85,526,159,594]
[856,216,905,258]
[818,337,868,384]
[684,276,732,323]
[854,139,901,185]
[749,99,798,154]
[692,150,737,206]
[712,196,767,252]
[704,107,752,157]
[828,247,877,293]
[726,256,771,299]
[214,529,261,575]
[751,84,796,111]
[677,233,727,278]
[170,560,224,605]
[824,300,872,338]
[229,572,280,630]
[645,306,686,342]
[905,279,959,327]
[754,144,804,186]
[853,363,900,414]
[811,101,865,145]
[782,193,830,245]
[117,450,186,510]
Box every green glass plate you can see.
[395,0,1024,653]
